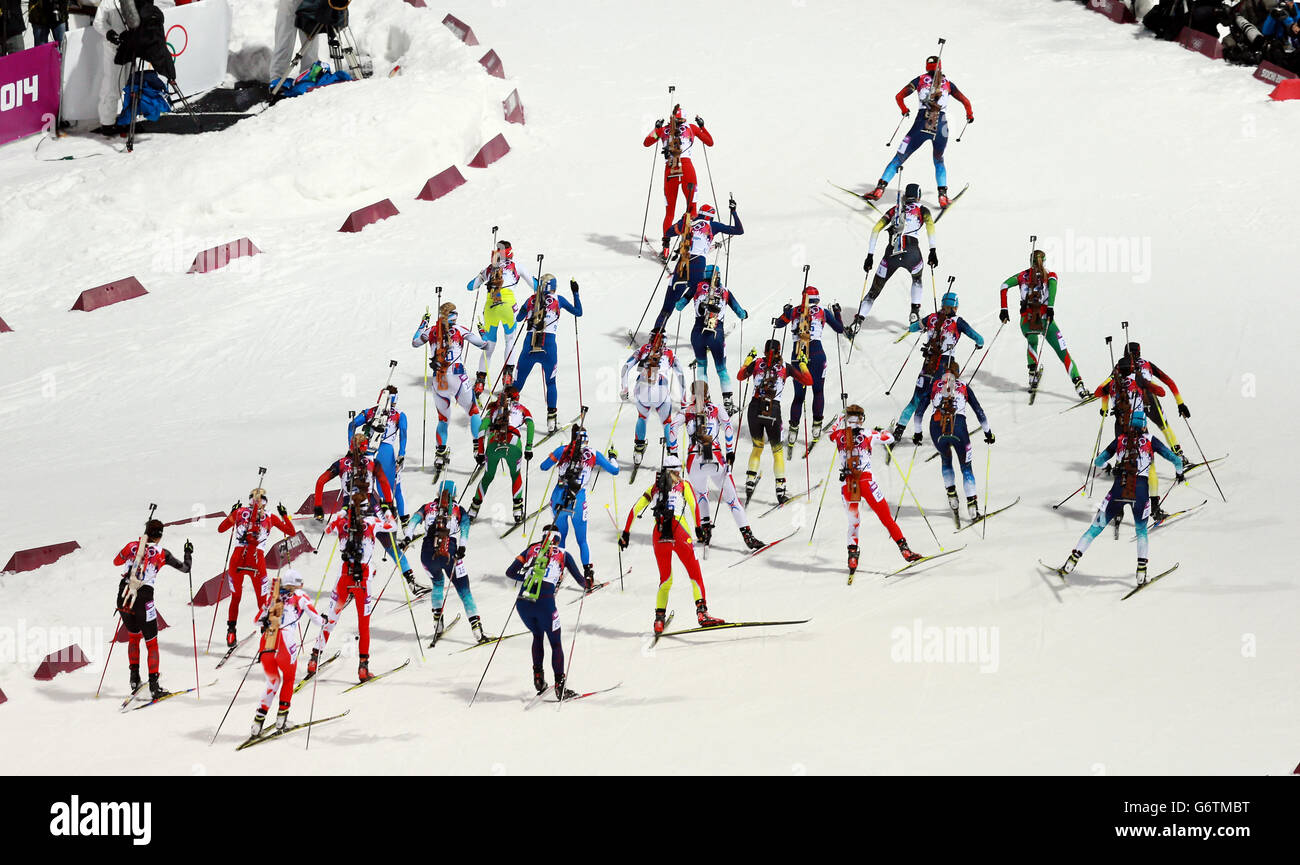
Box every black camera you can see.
[297,0,349,36]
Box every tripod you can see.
[123,61,202,153]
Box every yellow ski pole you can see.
[891,448,942,552]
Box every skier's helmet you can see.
[904,183,922,205]
[697,203,717,220]
[925,55,941,74]
[1130,409,1147,429]
[803,286,821,306]
[280,569,304,590]
[941,291,959,311]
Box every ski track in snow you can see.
[0,0,1294,774]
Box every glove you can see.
[728,195,737,211]
[927,249,939,268]
[911,431,923,446]
[396,456,405,472]
[984,431,996,445]
[863,253,875,274]
[831,302,842,318]
[838,468,848,482]
[999,308,1010,324]
[313,505,325,521]
[184,540,194,556]
[230,500,241,515]
[745,349,757,364]
[475,451,486,467]
[524,449,533,462]
[106,30,120,45]
[570,278,579,293]
[698,522,712,545]
[619,389,629,402]
[846,314,864,338]
[738,308,749,320]
[655,118,664,129]
[456,546,466,560]
[1178,403,1190,419]
[975,341,984,350]
[276,503,289,517]
[381,502,395,516]
[901,106,911,117]
[1019,299,1028,314]
[618,530,630,550]
[421,310,430,325]
[783,303,793,318]
[1044,307,1055,321]
[607,446,618,462]
[1100,405,1108,417]
[726,451,736,468]
[1175,472,1186,484]
[966,113,974,123]
[695,114,705,127]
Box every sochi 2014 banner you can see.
[60,0,231,124]
[0,43,62,148]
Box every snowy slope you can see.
[0,0,1294,774]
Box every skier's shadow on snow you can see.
[585,232,646,258]
[568,623,642,641]
[971,370,1023,394]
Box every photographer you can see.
[1,0,23,56]
[29,0,70,46]
[1261,0,1300,69]
[1222,0,1275,65]
[271,0,321,89]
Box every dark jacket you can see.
[29,0,70,29]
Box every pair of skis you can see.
[650,610,809,649]
[235,710,350,751]
[1039,559,1180,600]
[850,545,967,585]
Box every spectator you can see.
[29,0,71,46]
[271,0,321,91]
[1223,0,1277,65]
[1,0,25,56]
[1143,0,1194,39]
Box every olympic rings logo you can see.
[166,25,188,58]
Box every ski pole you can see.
[807,449,841,545]
[305,646,321,751]
[396,553,425,663]
[422,305,429,469]
[573,285,585,407]
[639,85,675,259]
[981,440,992,541]
[469,583,524,707]
[1083,410,1106,499]
[701,129,720,213]
[845,275,870,363]
[605,505,625,591]
[885,113,905,147]
[188,561,201,698]
[956,115,970,143]
[893,443,918,521]
[210,506,237,652]
[93,613,118,699]
[963,321,1004,383]
[885,334,921,396]
[561,575,591,709]
[891,448,943,551]
[1052,481,1087,510]
[1183,418,1226,502]
[209,651,261,745]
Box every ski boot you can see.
[306,648,321,677]
[533,667,547,695]
[434,446,450,472]
[431,609,445,643]
[723,392,737,416]
[1150,496,1169,523]
[1060,550,1082,576]
[740,525,765,551]
[695,599,725,627]
[148,673,168,701]
[633,438,647,467]
[911,430,923,446]
[890,422,906,444]
[470,615,487,643]
[775,476,788,505]
[275,701,290,732]
[583,563,599,592]
[1173,444,1192,471]
[698,517,713,547]
[547,409,558,435]
[357,656,372,683]
[403,569,422,595]
[847,544,860,575]
[937,185,950,208]
[129,664,142,695]
[660,239,671,262]
[967,496,981,521]
[226,621,237,648]
[863,179,887,202]
[512,497,525,524]
[1072,375,1089,399]
[909,303,921,326]
[811,417,824,444]
[1136,557,1149,586]
[1028,367,1042,393]
[467,499,481,522]
[744,470,759,504]
[847,313,866,340]
[251,707,267,739]
[896,538,922,563]
[653,608,667,636]
[473,371,487,398]
[946,485,960,519]
[501,364,515,388]
[554,674,578,702]
[785,425,799,453]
